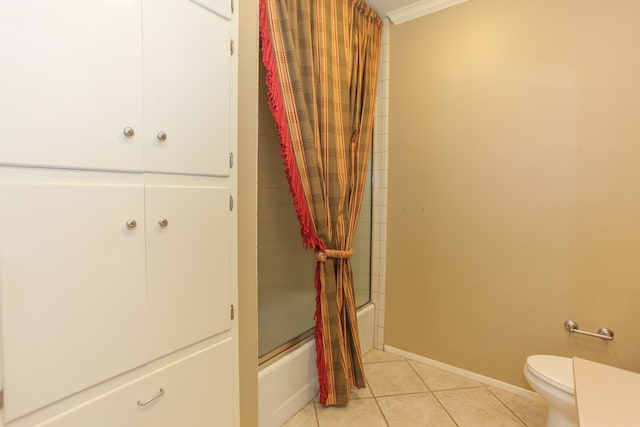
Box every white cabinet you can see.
[0,0,237,425]
[0,0,232,177]
[0,183,149,421]
[0,183,232,421]
[36,340,233,427]
[0,0,143,172]
[143,0,232,176]
[145,185,231,359]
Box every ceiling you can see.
[366,0,419,17]
[367,0,469,24]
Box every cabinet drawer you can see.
[145,186,231,359]
[35,339,234,427]
[0,183,148,421]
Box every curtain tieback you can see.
[315,248,353,263]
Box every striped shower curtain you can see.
[259,0,382,406]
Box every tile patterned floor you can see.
[282,350,548,427]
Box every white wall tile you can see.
[370,18,390,350]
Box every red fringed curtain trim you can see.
[259,0,329,404]
[258,1,324,252]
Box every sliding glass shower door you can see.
[257,66,372,361]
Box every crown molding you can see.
[387,0,469,25]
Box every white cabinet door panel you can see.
[0,184,148,421]
[0,1,143,172]
[143,0,231,176]
[145,186,231,359]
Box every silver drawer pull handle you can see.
[157,131,167,142]
[158,218,168,227]
[126,219,137,229]
[137,388,165,407]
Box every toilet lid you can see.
[526,355,575,395]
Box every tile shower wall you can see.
[351,163,373,307]
[372,19,390,350]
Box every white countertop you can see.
[573,357,640,427]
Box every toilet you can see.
[524,355,578,427]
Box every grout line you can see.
[375,390,442,399]
[429,390,461,427]
[406,356,432,393]
[431,385,485,392]
[312,397,320,427]
[363,359,405,364]
[365,357,396,426]
[484,386,528,427]
[372,394,391,427]
[406,356,461,427]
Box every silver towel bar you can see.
[564,320,614,341]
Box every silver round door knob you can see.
[157,131,167,142]
[123,127,135,137]
[126,219,137,229]
[158,218,169,227]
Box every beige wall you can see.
[386,0,640,389]
[238,0,258,424]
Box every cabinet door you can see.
[143,0,231,176]
[0,184,148,421]
[0,1,143,172]
[36,340,233,427]
[145,186,231,359]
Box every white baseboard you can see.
[383,345,544,403]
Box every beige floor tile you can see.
[408,360,482,391]
[377,393,457,427]
[313,383,373,402]
[365,360,428,396]
[282,401,318,427]
[350,382,373,399]
[362,349,405,363]
[435,387,526,427]
[315,398,387,427]
[488,386,548,427]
